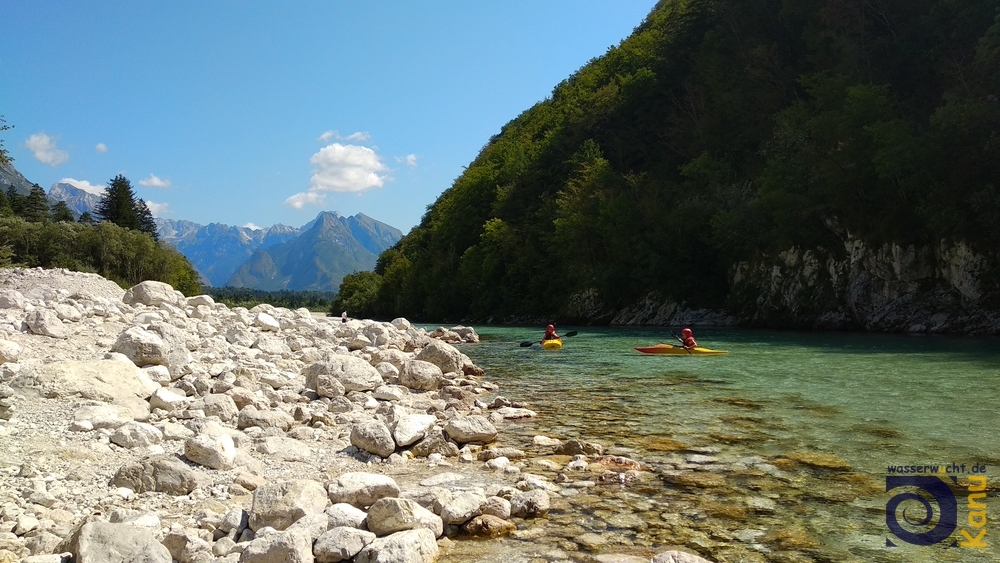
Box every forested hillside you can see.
[347,0,1000,326]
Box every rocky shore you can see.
[0,268,712,563]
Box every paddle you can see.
[671,330,692,355]
[520,330,578,347]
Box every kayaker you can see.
[679,327,697,350]
[542,324,560,343]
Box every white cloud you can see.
[317,130,370,143]
[138,174,172,188]
[60,178,106,195]
[343,131,370,142]
[145,201,169,217]
[95,143,107,153]
[25,132,69,167]
[310,143,388,192]
[284,191,327,209]
[243,222,262,231]
[396,154,418,167]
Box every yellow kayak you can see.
[542,339,563,350]
[634,343,727,355]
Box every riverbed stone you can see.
[60,519,171,563]
[398,360,442,391]
[354,528,438,563]
[414,339,464,374]
[443,415,497,444]
[249,479,329,531]
[25,310,68,338]
[239,528,313,563]
[314,527,376,562]
[350,419,396,458]
[110,454,200,495]
[327,473,400,508]
[392,414,436,447]
[462,514,515,538]
[110,422,163,448]
[365,497,443,538]
[509,489,550,518]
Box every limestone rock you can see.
[25,310,68,339]
[414,339,463,374]
[462,514,515,538]
[327,472,400,508]
[443,415,497,444]
[510,489,550,518]
[325,503,368,530]
[110,422,163,448]
[122,280,185,308]
[440,492,487,525]
[652,551,717,563]
[314,526,375,563]
[304,355,383,393]
[350,420,396,458]
[249,479,329,531]
[110,454,200,495]
[60,520,171,563]
[15,360,157,420]
[239,528,312,563]
[0,340,22,363]
[398,360,442,391]
[184,434,237,470]
[112,326,170,367]
[391,414,436,447]
[365,497,442,538]
[354,528,438,563]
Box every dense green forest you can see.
[0,218,201,295]
[0,146,201,295]
[340,0,1000,322]
[206,287,336,312]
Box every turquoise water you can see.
[444,326,1000,562]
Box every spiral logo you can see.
[885,476,958,546]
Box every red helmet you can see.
[681,328,693,337]
[547,324,555,331]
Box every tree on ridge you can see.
[95,174,159,240]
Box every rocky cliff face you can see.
[729,237,998,333]
[48,182,104,218]
[0,161,35,196]
[563,288,738,327]
[567,237,998,334]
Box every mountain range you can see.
[156,212,401,291]
[1,163,402,292]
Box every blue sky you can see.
[1,1,656,234]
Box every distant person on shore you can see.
[542,324,559,343]
[341,311,348,323]
[679,327,697,350]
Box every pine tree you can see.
[0,190,12,218]
[5,187,25,217]
[134,199,158,241]
[22,185,50,223]
[0,116,11,167]
[50,200,75,222]
[78,211,95,224]
[95,174,140,230]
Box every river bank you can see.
[0,267,707,563]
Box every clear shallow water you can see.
[439,326,1000,562]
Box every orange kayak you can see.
[634,343,727,355]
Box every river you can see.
[434,326,1000,563]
